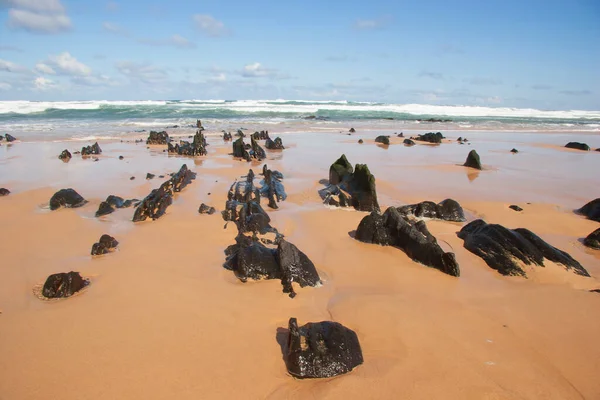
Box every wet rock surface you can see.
[509,205,523,212]
[413,132,444,144]
[168,130,207,156]
[5,134,17,142]
[583,228,600,250]
[0,188,10,196]
[355,207,460,277]
[457,219,589,277]
[42,271,88,299]
[58,149,72,161]
[284,317,363,379]
[576,198,600,222]
[49,188,87,210]
[95,195,138,217]
[265,137,285,150]
[397,199,466,222]
[146,130,170,145]
[375,135,390,145]
[403,139,415,146]
[252,130,270,140]
[198,203,216,215]
[565,142,590,151]
[260,165,287,209]
[464,150,482,170]
[81,142,102,156]
[91,234,119,255]
[233,137,266,161]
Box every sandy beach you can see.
[1,126,599,399]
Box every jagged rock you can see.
[133,164,195,222]
[81,142,102,156]
[146,173,155,180]
[49,189,87,210]
[96,201,115,217]
[168,130,207,156]
[457,219,589,277]
[265,137,285,150]
[236,129,245,137]
[58,149,72,161]
[584,228,600,250]
[375,135,390,145]
[321,155,379,212]
[414,132,444,144]
[260,165,287,209]
[5,134,17,142]
[0,188,10,196]
[232,137,249,160]
[252,130,270,140]
[356,207,460,277]
[42,271,88,299]
[349,128,356,133]
[232,137,265,161]
[511,148,519,153]
[95,195,138,217]
[565,142,590,151]
[285,318,363,378]
[196,120,204,130]
[576,198,600,222]
[146,130,170,145]
[464,150,482,170]
[397,199,465,222]
[329,154,353,185]
[358,139,363,144]
[91,234,119,255]
[223,131,232,141]
[198,203,216,215]
[403,139,415,146]
[509,205,523,212]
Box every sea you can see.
[1,99,599,142]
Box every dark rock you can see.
[130,176,135,180]
[232,137,250,160]
[583,228,600,250]
[58,149,72,161]
[355,207,460,277]
[398,132,404,137]
[81,142,102,156]
[329,154,353,185]
[511,148,519,153]
[95,195,138,217]
[358,139,363,144]
[375,135,390,145]
[277,240,321,295]
[403,139,415,146]
[42,271,88,299]
[464,150,482,170]
[91,234,119,255]
[348,164,379,212]
[236,129,245,138]
[95,201,115,217]
[596,148,600,152]
[591,289,600,293]
[457,137,462,142]
[146,173,155,180]
[509,205,523,212]
[223,131,232,141]
[49,188,87,210]
[416,118,452,123]
[414,132,444,144]
[265,137,285,150]
[576,198,600,222]
[196,120,204,130]
[397,199,466,222]
[198,203,216,215]
[260,165,287,209]
[349,128,356,133]
[168,130,207,156]
[457,219,589,277]
[0,188,10,196]
[232,137,265,161]
[252,130,270,140]
[146,130,170,145]
[5,134,17,142]
[285,318,363,379]
[322,155,379,212]
[565,142,590,151]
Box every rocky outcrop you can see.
[5,134,17,142]
[49,189,87,210]
[509,205,523,212]
[196,120,204,130]
[355,207,460,277]
[236,129,245,137]
[265,137,285,150]
[414,132,444,144]
[260,165,287,209]
[232,137,265,161]
[223,131,232,141]
[42,271,88,298]
[132,164,196,222]
[285,318,363,378]
[403,139,415,146]
[463,150,482,170]
[146,130,170,145]
[91,234,119,255]
[168,130,207,156]
[584,228,600,250]
[576,198,600,222]
[397,199,466,222]
[95,195,138,217]
[0,188,9,196]
[457,219,589,277]
[58,149,72,161]
[81,142,102,156]
[375,135,390,145]
[198,203,216,215]
[565,142,590,151]
[252,130,270,140]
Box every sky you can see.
[0,0,599,110]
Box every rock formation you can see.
[42,271,88,299]
[95,195,138,217]
[375,135,390,145]
[58,149,72,161]
[414,132,444,144]
[168,130,207,156]
[198,203,216,215]
[576,198,600,222]
[49,188,87,210]
[260,165,286,209]
[584,228,600,250]
[265,137,285,150]
[565,142,590,151]
[146,130,170,145]
[81,142,102,156]
[463,150,482,170]
[397,199,466,222]
[91,234,119,255]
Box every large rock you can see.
[81,142,102,156]
[584,228,600,250]
[146,130,170,145]
[5,134,17,142]
[375,135,390,145]
[0,188,9,196]
[457,219,589,277]
[265,137,285,150]
[463,150,482,170]
[397,199,466,222]
[329,154,353,185]
[565,142,590,151]
[285,318,363,379]
[91,234,119,255]
[414,132,444,144]
[233,137,265,161]
[260,165,287,209]
[356,207,460,277]
[42,271,88,298]
[322,155,379,212]
[58,149,72,161]
[168,130,207,156]
[49,188,87,210]
[576,198,600,222]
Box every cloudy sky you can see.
[0,0,599,109]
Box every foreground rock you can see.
[198,203,216,215]
[265,137,285,150]
[95,195,138,217]
[584,228,600,250]
[42,271,88,298]
[457,219,589,277]
[260,165,287,209]
[397,199,465,222]
[146,130,170,145]
[168,130,207,156]
[356,207,460,277]
[91,234,119,255]
[58,149,72,161]
[576,198,600,222]
[81,142,102,156]
[232,137,265,161]
[375,135,390,145]
[224,235,321,297]
[565,142,590,151]
[133,164,196,222]
[285,317,363,378]
[0,188,9,196]
[463,150,482,170]
[49,188,87,210]
[414,132,444,144]
[319,154,379,212]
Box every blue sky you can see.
[0,0,599,109]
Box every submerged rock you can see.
[5,134,17,142]
[265,137,285,150]
[168,130,207,156]
[198,203,216,215]
[0,188,10,196]
[146,130,170,145]
[414,132,444,144]
[463,150,482,170]
[81,142,102,156]
[321,155,379,212]
[584,228,600,250]
[457,219,589,277]
[95,195,138,217]
[509,205,523,212]
[356,207,460,277]
[91,234,119,255]
[58,149,72,161]
[397,199,466,222]
[285,317,363,378]
[260,165,287,209]
[565,142,590,151]
[42,271,88,299]
[576,198,600,222]
[403,139,415,146]
[375,135,390,145]
[49,188,87,210]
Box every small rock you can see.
[375,135,390,145]
[510,148,519,153]
[565,142,590,151]
[42,271,88,298]
[403,139,415,146]
[349,128,356,133]
[509,205,523,212]
[358,139,363,144]
[583,228,600,249]
[198,203,216,215]
[91,234,119,255]
[0,188,10,196]
[146,173,155,180]
[464,150,482,170]
[58,149,72,161]
[130,176,135,180]
[119,155,124,160]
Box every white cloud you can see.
[169,34,195,48]
[71,74,118,87]
[3,0,64,12]
[35,62,55,74]
[240,63,274,78]
[138,34,196,49]
[353,16,391,30]
[42,52,91,76]
[0,82,12,90]
[193,14,228,37]
[102,22,128,36]
[33,76,57,90]
[7,8,71,33]
[115,61,168,84]
[209,73,226,83]
[0,58,30,73]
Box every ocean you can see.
[1,99,599,141]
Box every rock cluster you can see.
[168,130,207,156]
[81,142,102,156]
[222,131,232,141]
[96,195,139,217]
[146,130,170,144]
[413,132,444,144]
[91,234,119,255]
[232,137,266,161]
[252,130,270,140]
[397,199,466,222]
[265,137,285,150]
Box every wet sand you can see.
[1,128,599,399]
